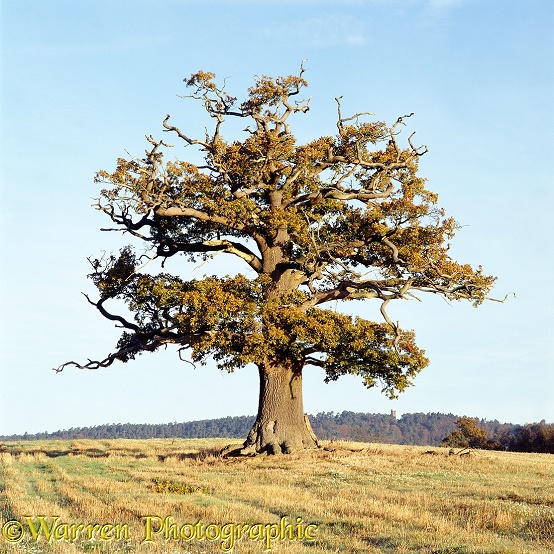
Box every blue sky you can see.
[1,0,552,436]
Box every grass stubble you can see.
[0,438,552,553]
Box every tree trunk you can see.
[239,360,319,455]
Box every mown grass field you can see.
[0,438,553,553]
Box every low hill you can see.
[3,412,552,452]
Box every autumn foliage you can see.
[441,417,500,450]
[57,65,496,453]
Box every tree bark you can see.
[238,360,319,455]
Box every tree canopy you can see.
[441,416,500,450]
[56,65,496,453]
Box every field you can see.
[0,439,553,553]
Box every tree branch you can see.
[158,238,263,272]
[162,115,212,149]
[283,182,395,208]
[83,293,140,333]
[487,292,516,303]
[53,336,174,372]
[54,328,227,373]
[154,205,240,228]
[335,96,375,130]
[300,281,382,309]
[382,236,405,264]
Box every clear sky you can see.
[1,0,552,436]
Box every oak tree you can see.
[56,66,496,455]
[442,417,498,450]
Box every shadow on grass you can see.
[2,445,145,459]
[0,443,235,461]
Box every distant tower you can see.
[391,410,397,420]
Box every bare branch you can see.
[154,205,239,228]
[300,280,383,310]
[54,329,227,373]
[382,236,405,264]
[283,181,395,208]
[380,298,398,332]
[304,356,326,368]
[145,134,173,150]
[162,115,211,149]
[82,293,140,333]
[335,96,375,129]
[53,336,172,372]
[487,292,516,303]
[408,132,428,156]
[158,238,263,272]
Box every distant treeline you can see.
[1,412,552,453]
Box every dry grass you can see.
[0,438,553,553]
